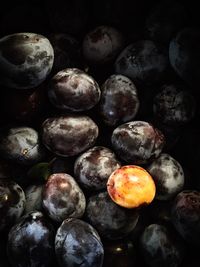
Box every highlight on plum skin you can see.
[107,165,156,209]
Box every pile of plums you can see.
[0,0,200,267]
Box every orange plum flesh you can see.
[107,165,156,208]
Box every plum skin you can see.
[171,190,200,246]
[85,191,139,240]
[74,146,121,191]
[0,32,54,89]
[42,173,86,222]
[7,211,55,267]
[55,218,104,267]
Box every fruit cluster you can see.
[0,0,200,267]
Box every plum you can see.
[42,115,98,157]
[171,190,200,246]
[74,146,121,191]
[85,191,139,240]
[107,165,156,209]
[147,153,185,200]
[42,173,86,222]
[115,40,169,85]
[99,74,140,126]
[55,218,104,267]
[82,25,124,65]
[0,178,25,232]
[111,121,165,164]
[0,32,54,89]
[153,84,196,126]
[7,211,55,267]
[169,28,200,88]
[140,223,185,267]
[0,126,45,165]
[48,68,101,112]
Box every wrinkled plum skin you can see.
[55,218,104,267]
[147,153,184,200]
[115,40,169,86]
[0,178,25,232]
[153,84,196,126]
[99,74,140,126]
[7,211,55,267]
[140,224,185,267]
[48,68,101,112]
[0,126,45,166]
[42,173,86,222]
[171,190,200,246]
[42,115,98,157]
[74,146,121,191]
[85,191,139,240]
[111,121,165,164]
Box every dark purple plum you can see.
[99,74,140,126]
[48,68,101,112]
[169,28,200,88]
[7,211,55,267]
[48,33,82,74]
[74,146,121,191]
[42,173,86,222]
[0,126,45,165]
[0,33,54,89]
[42,115,98,157]
[82,25,124,65]
[111,121,165,164]
[115,40,169,86]
[140,224,185,267]
[85,191,139,240]
[145,0,188,44]
[24,184,43,214]
[0,178,25,232]
[171,190,200,246]
[153,84,196,126]
[147,153,185,200]
[55,218,104,267]
[103,239,136,267]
